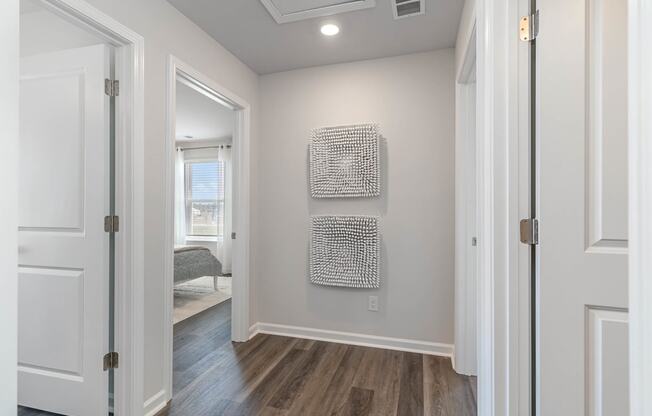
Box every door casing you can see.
[27,1,146,415]
[628,1,652,415]
[454,22,478,377]
[163,55,253,407]
[474,0,534,414]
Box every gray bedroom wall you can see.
[68,0,260,406]
[257,49,456,345]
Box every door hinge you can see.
[104,79,119,97]
[104,215,119,233]
[520,218,539,245]
[519,10,539,42]
[231,232,236,240]
[103,352,119,370]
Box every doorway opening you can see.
[171,79,235,325]
[162,57,252,408]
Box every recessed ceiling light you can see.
[320,24,340,36]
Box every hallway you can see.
[159,300,476,416]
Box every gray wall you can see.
[257,49,456,344]
[19,8,104,57]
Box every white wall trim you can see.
[143,389,167,416]
[250,323,454,357]
[35,1,146,415]
[454,21,478,377]
[163,55,252,406]
[628,1,652,414]
[475,0,497,408]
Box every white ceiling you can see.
[175,81,234,142]
[166,0,464,74]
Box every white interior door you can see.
[537,0,629,415]
[18,44,110,415]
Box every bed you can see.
[174,245,223,289]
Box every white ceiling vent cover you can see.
[392,0,425,19]
[260,0,376,24]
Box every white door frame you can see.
[18,1,145,415]
[0,1,19,414]
[163,55,252,404]
[475,0,532,414]
[454,22,478,376]
[628,1,652,415]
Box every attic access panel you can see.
[260,0,376,24]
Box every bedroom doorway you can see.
[163,56,252,408]
[172,80,234,324]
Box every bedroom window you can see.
[185,160,225,239]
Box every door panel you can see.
[586,308,629,416]
[586,0,629,251]
[537,0,628,414]
[18,44,110,416]
[18,268,84,375]
[19,71,85,230]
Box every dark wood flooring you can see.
[19,299,476,416]
[17,407,57,416]
[160,299,477,416]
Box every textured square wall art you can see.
[310,215,380,288]
[310,123,380,198]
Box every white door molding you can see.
[628,1,652,415]
[32,1,145,415]
[0,1,19,414]
[475,0,532,414]
[454,22,478,376]
[163,55,252,407]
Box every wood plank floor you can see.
[160,300,477,416]
[19,299,476,416]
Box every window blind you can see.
[185,161,225,237]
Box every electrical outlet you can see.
[368,295,379,312]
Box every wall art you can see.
[310,215,379,288]
[310,123,380,198]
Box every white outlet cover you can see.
[368,295,379,311]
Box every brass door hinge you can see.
[519,10,539,42]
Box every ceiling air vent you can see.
[392,0,425,19]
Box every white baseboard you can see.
[249,322,454,357]
[143,389,168,416]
